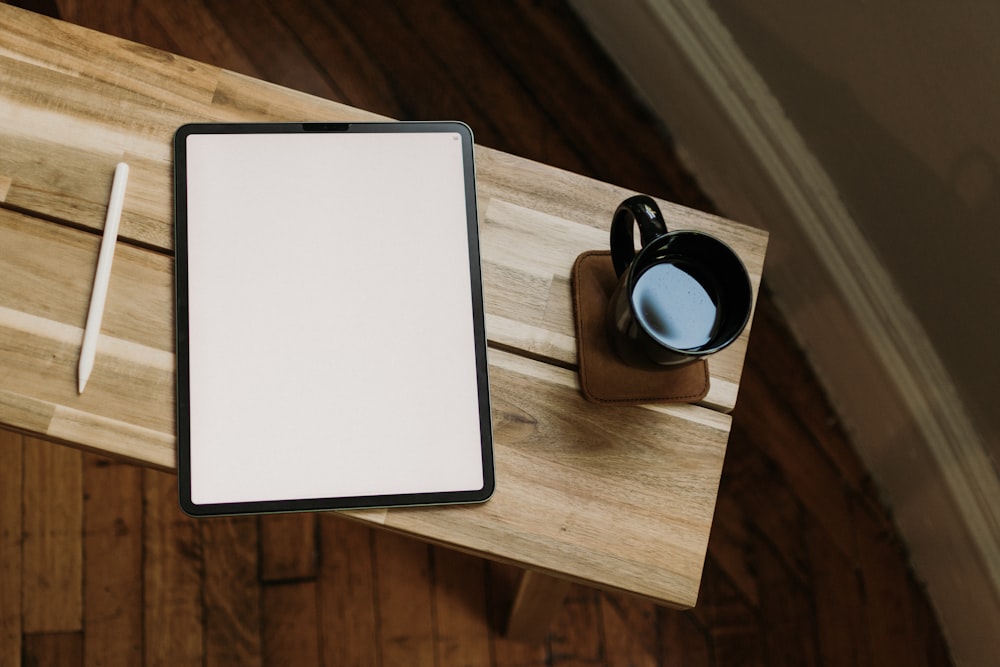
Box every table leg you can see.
[505,570,572,641]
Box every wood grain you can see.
[373,530,436,667]
[259,513,317,583]
[142,469,203,666]
[0,208,175,467]
[432,548,492,667]
[506,571,572,642]
[0,1,764,411]
[82,454,143,666]
[22,630,83,667]
[0,75,742,618]
[0,304,954,665]
[0,4,765,611]
[0,1,953,662]
[659,611,713,666]
[316,515,378,666]
[381,348,730,608]
[804,520,873,666]
[548,585,605,666]
[201,516,262,667]
[261,582,321,666]
[691,559,765,666]
[0,429,23,665]
[599,592,660,667]
[0,13,766,628]
[486,562,548,666]
[21,438,82,634]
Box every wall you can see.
[568,0,1000,664]
[706,0,1000,475]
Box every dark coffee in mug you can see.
[631,261,720,351]
[606,195,751,367]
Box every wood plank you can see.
[486,561,548,667]
[852,501,924,666]
[142,468,203,667]
[201,516,262,667]
[316,515,378,667]
[716,427,810,585]
[318,0,500,133]
[200,0,341,102]
[2,2,957,665]
[390,0,590,174]
[690,559,765,666]
[261,582,321,666]
[205,67,385,125]
[381,348,730,610]
[12,1,60,19]
[0,208,173,355]
[22,630,83,667]
[505,571,571,641]
[547,584,604,666]
[804,517,873,667]
[280,0,420,116]
[55,0,157,44]
[373,530,435,667]
[735,366,859,562]
[432,547,492,666]
[4,195,737,615]
[0,208,175,466]
[0,3,767,409]
[752,534,820,666]
[0,14,219,249]
[705,489,761,607]
[22,438,83,634]
[0,27,764,620]
[259,513,317,583]
[455,0,712,204]
[599,592,659,667]
[659,611,712,667]
[82,454,143,666]
[134,0,261,78]
[4,3,220,109]
[0,428,23,665]
[743,298,873,494]
[473,150,766,412]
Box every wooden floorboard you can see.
[21,438,82,635]
[315,516,379,666]
[201,516,263,666]
[0,428,23,666]
[3,0,953,664]
[141,468,203,666]
[82,454,143,666]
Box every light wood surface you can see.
[0,3,766,612]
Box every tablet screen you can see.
[174,122,493,515]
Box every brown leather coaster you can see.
[571,250,710,405]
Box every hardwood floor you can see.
[2,0,953,664]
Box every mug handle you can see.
[610,195,669,276]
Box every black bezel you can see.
[173,121,494,516]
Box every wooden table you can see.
[0,4,767,640]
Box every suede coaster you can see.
[571,250,710,405]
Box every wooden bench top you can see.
[0,4,766,609]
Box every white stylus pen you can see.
[78,161,129,394]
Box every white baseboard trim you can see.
[569,0,1000,663]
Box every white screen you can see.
[183,130,486,505]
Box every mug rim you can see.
[625,229,752,357]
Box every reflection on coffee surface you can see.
[631,262,720,350]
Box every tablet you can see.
[173,121,494,516]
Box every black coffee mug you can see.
[606,195,752,367]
